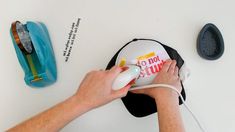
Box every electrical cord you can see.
[129,84,206,132]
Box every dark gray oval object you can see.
[197,23,224,60]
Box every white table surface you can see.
[1,0,235,131]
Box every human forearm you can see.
[8,95,91,132]
[8,66,129,132]
[155,90,185,132]
[131,60,185,132]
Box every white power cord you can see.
[129,84,206,132]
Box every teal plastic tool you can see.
[10,21,57,87]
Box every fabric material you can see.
[106,38,186,117]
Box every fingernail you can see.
[121,66,129,71]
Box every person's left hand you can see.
[74,66,131,110]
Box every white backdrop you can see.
[0,0,235,131]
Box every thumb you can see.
[111,84,131,99]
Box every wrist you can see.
[152,88,179,103]
[70,95,93,113]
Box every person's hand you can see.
[131,60,182,102]
[74,66,131,110]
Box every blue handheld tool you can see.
[10,21,57,87]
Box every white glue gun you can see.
[112,65,141,90]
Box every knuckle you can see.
[87,71,94,75]
[111,66,119,71]
[106,70,114,77]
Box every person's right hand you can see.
[74,66,131,110]
[131,60,182,102]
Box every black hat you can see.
[106,38,186,117]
